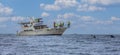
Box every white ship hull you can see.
[17,28,67,36]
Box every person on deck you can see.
[62,22,64,27]
[56,23,59,28]
[54,22,56,28]
[67,21,71,28]
[55,22,58,28]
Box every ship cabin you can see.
[19,18,48,31]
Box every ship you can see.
[17,18,70,36]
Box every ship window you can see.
[24,24,28,27]
[24,30,33,31]
[34,26,40,29]
[34,25,48,29]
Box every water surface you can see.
[0,34,120,55]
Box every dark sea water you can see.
[0,34,120,55]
